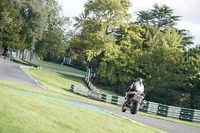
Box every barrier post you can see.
[70,84,75,92]
[111,96,118,105]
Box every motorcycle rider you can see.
[125,78,144,105]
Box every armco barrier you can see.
[147,102,159,115]
[100,93,125,105]
[70,83,200,123]
[88,91,101,100]
[70,84,101,100]
[167,106,181,119]
[180,108,194,122]
[157,104,168,117]
[69,84,88,97]
[193,110,200,122]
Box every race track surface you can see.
[67,96,200,133]
[0,59,200,133]
[0,59,47,91]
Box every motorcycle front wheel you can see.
[130,101,140,114]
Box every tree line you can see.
[0,0,199,109]
[0,0,70,60]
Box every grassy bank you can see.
[0,81,165,133]
[39,60,86,75]
[39,60,120,96]
[22,67,121,108]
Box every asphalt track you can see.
[0,59,200,133]
[0,59,48,91]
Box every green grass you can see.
[95,84,121,96]
[0,80,68,100]
[40,60,120,96]
[39,60,86,75]
[22,67,86,95]
[22,67,200,127]
[0,81,165,133]
[22,67,122,109]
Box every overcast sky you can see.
[57,0,200,47]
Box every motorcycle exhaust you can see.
[140,100,147,109]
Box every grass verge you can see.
[95,84,121,96]
[0,81,165,133]
[22,67,121,109]
[39,60,120,96]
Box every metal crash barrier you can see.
[69,83,200,122]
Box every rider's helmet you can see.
[136,78,143,82]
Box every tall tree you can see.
[186,46,200,109]
[138,29,187,105]
[72,0,144,91]
[81,0,132,60]
[0,0,24,55]
[35,0,71,62]
[135,3,194,46]
[136,3,180,30]
[10,0,49,50]
[36,27,68,61]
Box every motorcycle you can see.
[122,91,146,114]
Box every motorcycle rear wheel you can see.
[130,101,140,114]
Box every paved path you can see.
[41,67,85,78]
[0,58,200,133]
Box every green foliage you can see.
[36,27,69,61]
[81,0,132,59]
[136,3,180,30]
[71,0,135,74]
[67,35,88,67]
[135,3,194,46]
[10,0,49,50]
[73,0,145,90]
[185,46,200,109]
[33,0,71,62]
[0,0,24,50]
[139,29,187,105]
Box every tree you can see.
[138,29,188,105]
[135,3,194,46]
[35,0,71,62]
[10,0,49,50]
[81,0,132,59]
[36,27,68,61]
[186,46,200,109]
[0,0,24,55]
[72,0,144,93]
[136,3,180,30]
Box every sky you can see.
[57,0,200,47]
